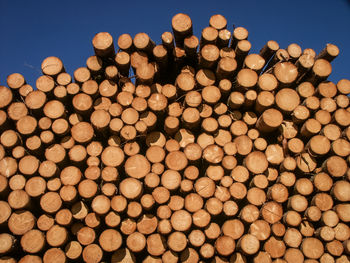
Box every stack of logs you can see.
[0,13,349,263]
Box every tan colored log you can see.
[283,228,302,248]
[317,81,337,98]
[46,224,68,248]
[284,248,304,263]
[244,151,268,174]
[256,108,283,132]
[192,208,210,228]
[217,29,231,48]
[40,191,62,214]
[303,96,320,112]
[131,51,148,71]
[283,210,302,227]
[215,235,235,256]
[16,115,37,136]
[294,178,313,196]
[336,78,350,94]
[25,176,46,198]
[297,82,315,98]
[0,233,15,255]
[320,97,337,113]
[199,44,219,68]
[234,135,252,156]
[0,130,19,149]
[244,54,265,73]
[303,48,316,57]
[270,222,285,238]
[86,55,103,76]
[73,67,91,84]
[265,48,289,70]
[54,208,73,227]
[321,124,341,142]
[331,180,350,202]
[134,32,155,55]
[41,56,64,77]
[231,26,248,49]
[334,203,350,222]
[258,73,278,91]
[126,201,142,218]
[97,229,122,253]
[146,233,166,256]
[261,201,283,224]
[92,32,115,57]
[7,102,28,122]
[250,174,268,189]
[204,197,222,216]
[42,248,66,263]
[56,72,71,87]
[200,26,218,49]
[252,251,272,263]
[118,33,133,52]
[153,187,170,205]
[81,79,98,97]
[323,156,347,178]
[315,109,331,125]
[287,43,302,61]
[195,68,216,87]
[208,14,227,30]
[333,108,350,127]
[19,84,33,98]
[306,58,332,85]
[240,204,259,223]
[249,220,270,241]
[64,240,82,261]
[267,183,288,203]
[277,171,296,188]
[82,244,103,263]
[171,13,193,46]
[153,44,169,68]
[237,234,260,255]
[7,174,24,191]
[220,47,235,59]
[119,178,142,200]
[275,88,300,113]
[166,231,187,253]
[264,236,286,258]
[161,31,174,52]
[44,143,66,165]
[335,94,349,108]
[77,178,97,199]
[255,91,274,113]
[7,73,25,93]
[301,238,324,259]
[292,105,310,123]
[53,85,67,102]
[19,229,44,254]
[187,229,205,248]
[316,43,339,62]
[311,192,334,212]
[259,40,279,61]
[236,69,258,90]
[274,62,298,87]
[115,51,131,76]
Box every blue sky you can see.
[1,0,350,87]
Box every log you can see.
[1,12,350,262]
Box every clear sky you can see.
[1,0,350,87]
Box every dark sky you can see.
[1,0,350,87]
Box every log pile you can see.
[0,13,349,263]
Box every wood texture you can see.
[0,12,348,262]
